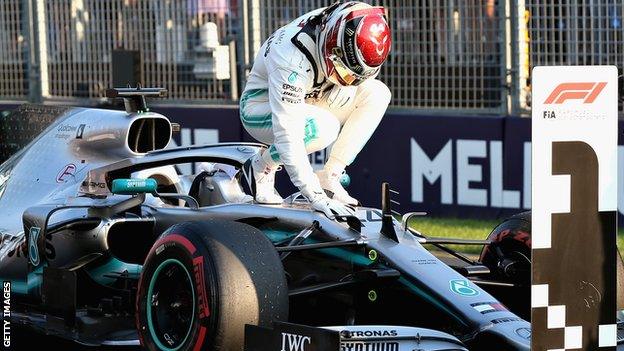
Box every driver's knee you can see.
[356,79,392,107]
[303,114,340,154]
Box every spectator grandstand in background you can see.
[0,0,622,115]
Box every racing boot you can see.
[315,169,359,206]
[243,151,283,204]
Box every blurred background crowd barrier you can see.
[0,0,622,116]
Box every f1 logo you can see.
[544,82,607,104]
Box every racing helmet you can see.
[317,2,392,86]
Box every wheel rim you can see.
[146,259,196,351]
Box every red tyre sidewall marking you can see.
[193,326,208,351]
[193,256,211,319]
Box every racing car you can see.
[0,87,614,350]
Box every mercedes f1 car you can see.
[0,88,599,350]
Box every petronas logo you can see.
[449,279,479,297]
[288,72,298,83]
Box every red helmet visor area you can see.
[328,55,368,86]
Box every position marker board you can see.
[532,66,618,350]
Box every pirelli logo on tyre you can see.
[544,82,607,105]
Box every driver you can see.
[241,1,392,217]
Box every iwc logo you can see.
[280,332,311,351]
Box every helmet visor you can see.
[329,54,377,86]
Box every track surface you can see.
[9,328,139,350]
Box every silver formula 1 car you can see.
[0,88,547,350]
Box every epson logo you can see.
[281,332,311,351]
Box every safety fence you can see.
[0,0,623,115]
[0,1,28,100]
[521,0,624,113]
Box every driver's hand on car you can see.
[304,188,355,218]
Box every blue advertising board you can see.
[153,106,624,223]
[155,106,533,220]
[1,103,622,223]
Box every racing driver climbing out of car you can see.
[241,1,392,218]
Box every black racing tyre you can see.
[136,220,288,351]
[480,211,532,286]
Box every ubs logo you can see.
[516,327,531,340]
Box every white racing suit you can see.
[240,9,391,202]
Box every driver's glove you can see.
[302,186,355,218]
[312,196,356,218]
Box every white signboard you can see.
[532,66,618,350]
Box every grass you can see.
[409,217,624,256]
[408,217,499,255]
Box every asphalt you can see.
[8,328,139,351]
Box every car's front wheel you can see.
[136,220,288,351]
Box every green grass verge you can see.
[410,217,624,255]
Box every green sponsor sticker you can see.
[288,72,298,84]
[449,279,479,297]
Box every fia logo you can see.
[28,227,41,266]
[281,332,311,351]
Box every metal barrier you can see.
[0,0,28,101]
[521,0,624,113]
[249,0,508,113]
[0,0,622,115]
[42,0,238,102]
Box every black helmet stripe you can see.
[342,16,364,74]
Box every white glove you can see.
[311,196,356,218]
[326,85,357,109]
[301,183,355,218]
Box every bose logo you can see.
[544,82,607,104]
[281,333,311,351]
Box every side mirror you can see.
[111,178,157,195]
